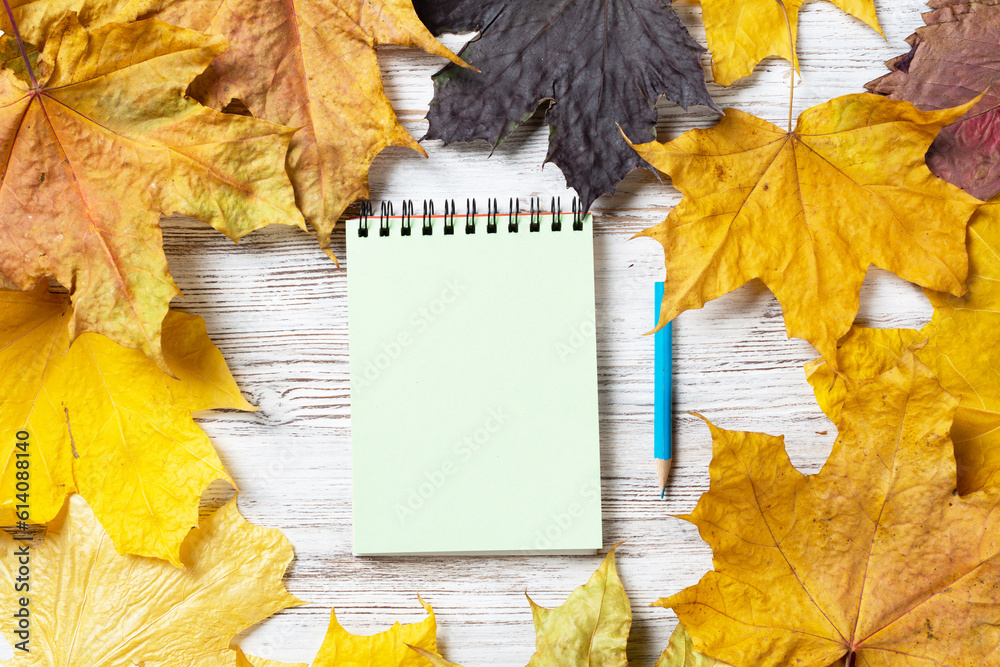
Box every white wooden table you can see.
[163,1,939,663]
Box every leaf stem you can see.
[776,0,794,133]
[1,0,37,90]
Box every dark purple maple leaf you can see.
[866,0,1000,201]
[414,0,718,211]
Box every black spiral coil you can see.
[358,197,585,237]
[379,201,392,237]
[357,199,374,237]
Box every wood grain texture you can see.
[157,1,945,663]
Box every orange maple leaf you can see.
[152,0,466,260]
[0,15,304,369]
[0,0,170,45]
[661,352,1000,665]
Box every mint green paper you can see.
[347,213,602,554]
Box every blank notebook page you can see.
[347,213,602,555]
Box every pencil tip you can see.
[656,458,673,497]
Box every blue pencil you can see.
[654,282,673,498]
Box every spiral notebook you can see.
[347,199,602,555]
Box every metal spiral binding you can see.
[379,202,392,237]
[487,199,499,233]
[465,199,476,234]
[357,200,373,237]
[444,199,456,235]
[401,200,413,236]
[360,197,585,237]
[422,200,434,236]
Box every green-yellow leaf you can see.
[655,624,732,667]
[525,545,630,667]
[406,546,630,667]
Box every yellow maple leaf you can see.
[235,647,307,667]
[311,597,439,666]
[151,0,466,260]
[0,15,305,369]
[627,93,982,365]
[408,648,462,667]
[0,494,301,664]
[699,0,882,86]
[414,546,630,667]
[0,283,253,565]
[233,598,443,666]
[0,0,169,45]
[659,351,1000,665]
[806,196,1000,494]
[653,626,843,667]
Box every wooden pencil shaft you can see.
[654,282,673,462]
